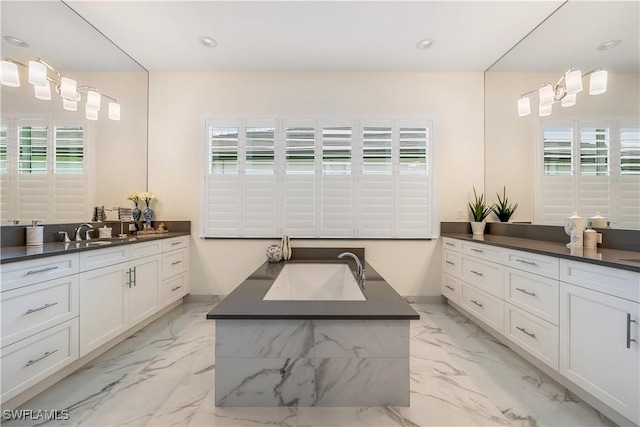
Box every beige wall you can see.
[485,72,640,223]
[148,72,484,296]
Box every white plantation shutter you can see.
[0,122,10,221]
[617,124,640,229]
[537,124,574,225]
[243,121,278,237]
[396,124,431,237]
[536,120,639,229]
[321,124,354,237]
[52,125,88,222]
[204,123,241,236]
[283,121,316,236]
[359,122,393,237]
[577,125,610,219]
[202,118,435,238]
[16,122,50,221]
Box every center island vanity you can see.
[207,247,419,407]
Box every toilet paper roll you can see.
[26,226,43,246]
[99,227,112,239]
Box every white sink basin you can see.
[263,263,365,301]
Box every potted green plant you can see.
[468,186,494,235]
[494,186,518,222]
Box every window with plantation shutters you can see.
[1,119,89,223]
[202,118,435,238]
[535,120,640,229]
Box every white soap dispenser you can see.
[26,220,44,246]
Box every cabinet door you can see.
[129,254,161,326]
[79,263,129,357]
[560,282,640,425]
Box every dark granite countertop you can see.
[0,232,190,264]
[207,257,420,321]
[441,233,640,273]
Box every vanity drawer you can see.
[1,254,79,292]
[461,284,504,333]
[161,273,188,306]
[504,267,559,325]
[79,246,130,272]
[442,238,462,252]
[163,236,189,252]
[442,274,461,303]
[443,250,462,277]
[462,241,507,263]
[129,240,162,261]
[506,249,559,280]
[1,276,79,348]
[1,318,79,403]
[504,303,559,370]
[560,260,639,302]
[461,256,504,298]
[162,249,186,280]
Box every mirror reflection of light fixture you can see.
[0,60,20,87]
[1,57,121,121]
[34,79,51,100]
[517,67,608,117]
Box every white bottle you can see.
[584,228,598,249]
[26,220,44,246]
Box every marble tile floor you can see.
[2,300,617,427]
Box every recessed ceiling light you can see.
[597,39,622,51]
[416,39,433,50]
[199,36,217,48]
[3,35,29,48]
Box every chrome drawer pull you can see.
[516,259,537,266]
[445,242,455,246]
[516,288,536,297]
[627,314,637,349]
[471,270,484,277]
[171,241,181,246]
[470,248,484,253]
[26,266,59,275]
[26,349,58,367]
[470,300,483,308]
[445,285,455,291]
[25,302,58,315]
[171,260,182,266]
[445,261,455,265]
[516,326,536,339]
[171,285,183,291]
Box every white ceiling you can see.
[63,0,564,72]
[2,1,637,74]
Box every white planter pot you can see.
[470,221,486,235]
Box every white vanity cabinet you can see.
[0,253,80,402]
[441,236,640,425]
[160,236,190,306]
[79,241,163,356]
[559,262,640,425]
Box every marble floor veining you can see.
[2,300,616,427]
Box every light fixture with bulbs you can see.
[0,57,121,121]
[517,68,608,117]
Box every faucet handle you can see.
[58,231,70,243]
[84,229,93,240]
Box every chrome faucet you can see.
[74,223,94,241]
[338,252,365,281]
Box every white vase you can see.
[470,221,486,235]
[281,235,292,261]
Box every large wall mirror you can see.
[485,1,639,230]
[1,1,148,224]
